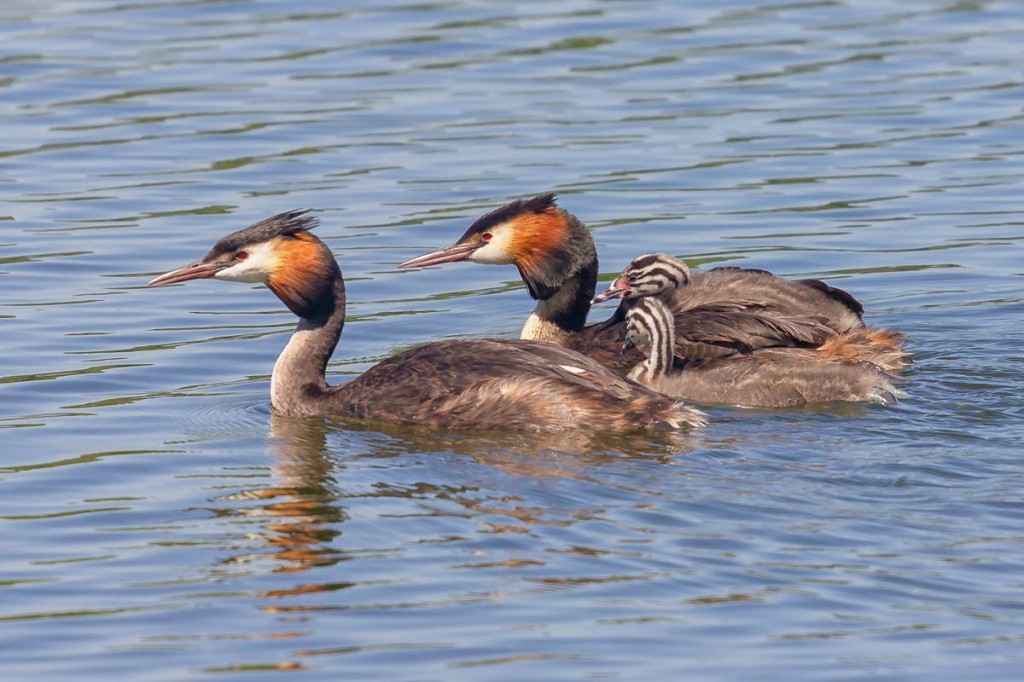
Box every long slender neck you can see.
[628,299,676,382]
[270,274,346,416]
[520,256,598,343]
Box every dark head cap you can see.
[206,209,320,260]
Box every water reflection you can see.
[210,397,910,587]
[213,416,343,584]
[322,417,699,476]
[211,413,700,581]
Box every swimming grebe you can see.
[623,296,903,407]
[146,210,705,432]
[398,194,907,371]
[597,253,910,372]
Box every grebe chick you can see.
[398,194,895,371]
[147,211,705,433]
[624,297,904,407]
[597,253,910,372]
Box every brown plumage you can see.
[600,253,911,372]
[399,194,909,374]
[147,210,705,433]
[624,296,905,407]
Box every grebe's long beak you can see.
[592,275,630,304]
[147,259,226,286]
[398,241,482,268]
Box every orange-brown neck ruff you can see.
[266,232,338,319]
[509,207,594,302]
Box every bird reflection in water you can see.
[209,414,698,588]
[213,415,344,591]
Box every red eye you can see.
[236,251,249,261]
[482,233,492,242]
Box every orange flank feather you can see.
[817,328,911,371]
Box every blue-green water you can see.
[3,1,1023,679]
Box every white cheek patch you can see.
[215,241,278,283]
[468,223,516,265]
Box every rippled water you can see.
[3,0,1024,679]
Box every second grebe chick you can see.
[147,210,705,433]
[624,297,904,407]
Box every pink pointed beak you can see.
[147,259,226,287]
[398,241,483,268]
[592,275,630,304]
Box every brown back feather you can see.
[324,338,704,432]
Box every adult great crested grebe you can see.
[398,193,908,373]
[146,210,706,432]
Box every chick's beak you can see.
[622,336,636,352]
[398,238,483,268]
[147,259,227,287]
[592,275,630,304]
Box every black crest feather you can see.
[463,193,558,236]
[208,209,319,258]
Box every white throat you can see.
[520,312,573,345]
[270,319,322,413]
[518,277,583,345]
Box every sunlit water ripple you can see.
[2,0,1023,679]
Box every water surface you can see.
[3,0,1024,679]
